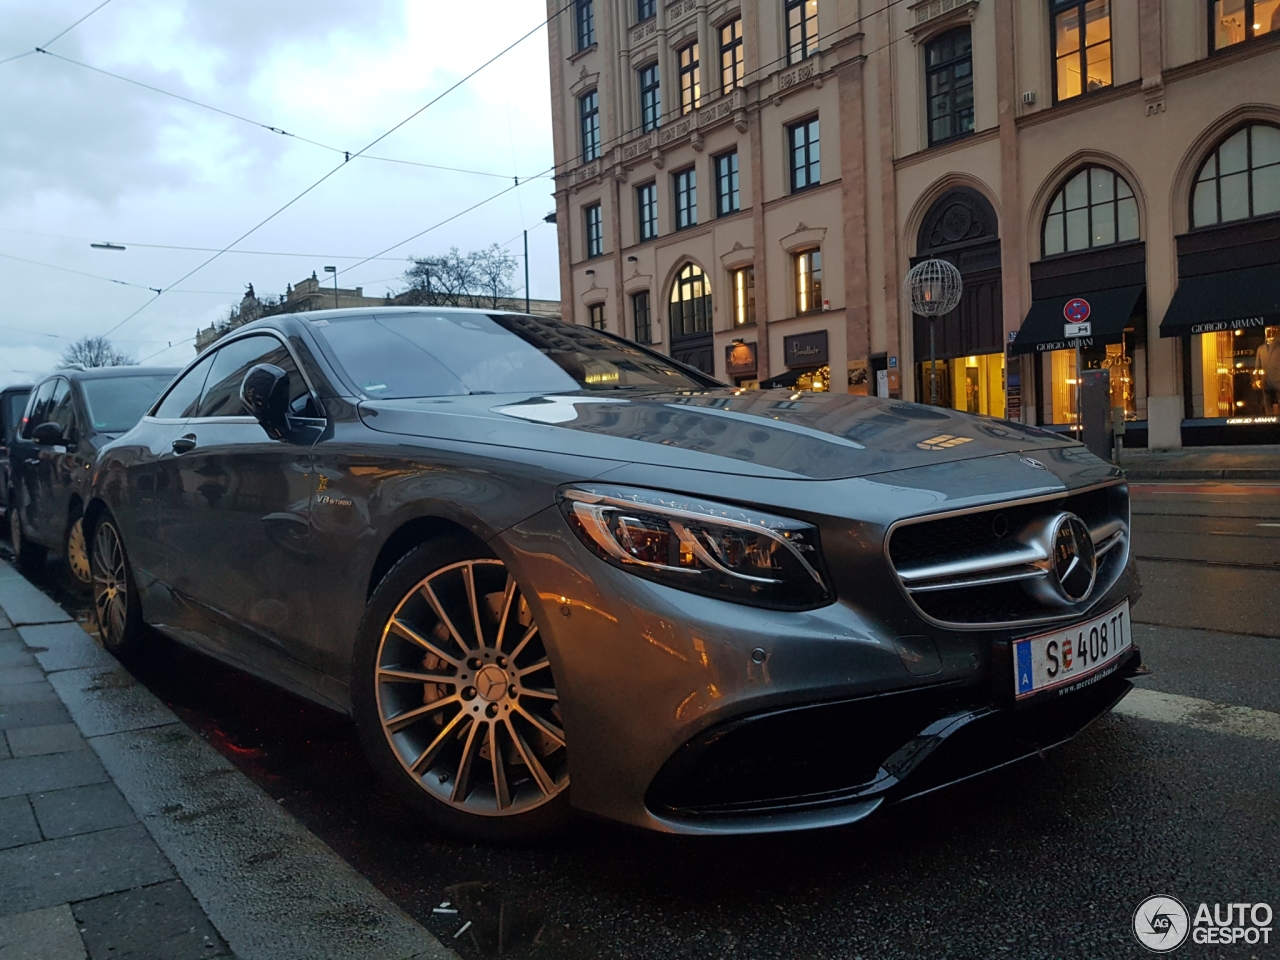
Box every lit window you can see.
[715,151,740,216]
[632,291,652,343]
[674,167,697,230]
[925,28,974,146]
[733,267,755,325]
[789,117,820,192]
[1211,0,1280,51]
[720,18,745,94]
[589,302,606,331]
[584,203,603,258]
[786,0,819,64]
[636,182,658,241]
[638,62,661,132]
[1042,166,1139,256]
[579,90,600,163]
[636,0,655,23]
[669,263,712,338]
[679,43,701,114]
[794,248,822,315]
[1192,124,1280,227]
[1052,0,1111,101]
[575,0,595,51]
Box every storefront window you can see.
[1047,340,1139,424]
[918,353,1005,417]
[1196,325,1280,418]
[795,365,830,392]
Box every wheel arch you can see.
[82,497,110,543]
[365,515,492,601]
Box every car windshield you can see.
[81,375,176,433]
[312,311,711,399]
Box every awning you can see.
[1158,263,1280,337]
[1009,285,1143,355]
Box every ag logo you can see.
[1134,895,1190,952]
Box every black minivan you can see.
[8,366,177,584]
[0,384,33,533]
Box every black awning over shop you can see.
[1158,263,1280,338]
[1010,285,1144,355]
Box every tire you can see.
[351,538,570,842]
[64,510,92,591]
[9,502,47,576]
[90,512,145,655]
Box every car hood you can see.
[357,388,1079,481]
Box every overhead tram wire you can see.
[101,1,576,339]
[0,0,115,66]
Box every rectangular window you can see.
[715,151,740,216]
[720,18,745,94]
[732,267,755,326]
[636,182,658,241]
[674,167,697,230]
[632,291,652,343]
[679,43,701,115]
[786,0,819,64]
[637,0,656,22]
[575,0,595,51]
[585,203,603,258]
[794,248,822,315]
[925,28,975,145]
[638,62,661,132]
[589,303,606,331]
[1052,0,1111,102]
[1212,0,1280,51]
[579,90,600,162]
[789,117,820,192]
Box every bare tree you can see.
[471,244,518,308]
[402,246,514,307]
[60,336,135,368]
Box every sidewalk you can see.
[0,566,453,960]
[1119,444,1280,482]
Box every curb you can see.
[0,567,456,960]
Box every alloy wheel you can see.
[92,521,130,645]
[375,559,568,818]
[66,517,91,585]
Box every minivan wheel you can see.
[65,513,92,589]
[352,539,570,842]
[9,504,47,575]
[91,514,144,655]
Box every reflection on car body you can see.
[86,308,1142,841]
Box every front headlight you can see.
[558,485,833,609]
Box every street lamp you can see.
[323,265,338,309]
[904,259,963,406]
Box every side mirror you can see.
[240,363,292,439]
[32,421,65,445]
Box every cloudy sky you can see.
[0,0,558,388]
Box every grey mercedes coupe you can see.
[87,308,1141,840]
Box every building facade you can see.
[547,0,1280,447]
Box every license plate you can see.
[1013,600,1131,700]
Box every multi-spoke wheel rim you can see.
[67,517,91,584]
[375,559,568,817]
[92,522,129,644]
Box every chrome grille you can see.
[886,482,1130,629]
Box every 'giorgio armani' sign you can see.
[783,330,829,368]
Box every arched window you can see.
[1191,123,1280,228]
[1042,165,1139,257]
[668,263,712,339]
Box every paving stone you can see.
[0,796,40,851]
[0,610,11,629]
[0,682,60,706]
[74,880,229,960]
[0,903,87,959]
[0,750,108,799]
[0,699,73,731]
[0,824,173,916]
[0,665,43,687]
[0,576,72,627]
[46,667,176,738]
[31,783,136,840]
[6,724,89,759]
[0,642,36,670]
[0,735,7,762]
[18,623,116,674]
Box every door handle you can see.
[172,434,197,454]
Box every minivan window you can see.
[22,380,56,438]
[82,376,176,433]
[196,335,310,418]
[313,312,711,399]
[5,390,30,438]
[154,353,216,420]
[46,379,75,436]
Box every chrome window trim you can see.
[882,478,1130,632]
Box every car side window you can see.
[154,353,216,420]
[195,334,311,419]
[46,379,76,438]
[21,381,56,438]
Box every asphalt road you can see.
[8,482,1279,959]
